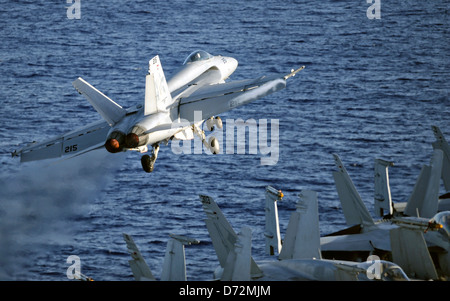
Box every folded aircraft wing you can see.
[12,119,110,162]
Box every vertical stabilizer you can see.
[200,195,263,279]
[123,233,156,281]
[279,190,321,260]
[161,234,199,281]
[264,186,283,256]
[332,154,375,227]
[390,227,438,280]
[145,55,172,115]
[221,227,253,281]
[374,159,394,217]
[432,125,450,191]
[404,149,443,218]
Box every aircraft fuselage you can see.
[104,51,238,154]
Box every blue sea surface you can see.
[0,1,448,281]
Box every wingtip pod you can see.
[265,185,284,200]
[284,65,305,80]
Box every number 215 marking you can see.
[65,144,78,153]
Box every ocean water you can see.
[0,0,448,281]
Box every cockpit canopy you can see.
[358,260,410,281]
[183,50,213,65]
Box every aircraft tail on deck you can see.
[374,159,394,217]
[123,233,197,281]
[390,227,438,280]
[332,154,375,227]
[145,55,173,115]
[221,227,253,281]
[199,195,263,280]
[432,125,450,191]
[123,233,156,281]
[264,186,283,256]
[404,149,443,218]
[161,234,199,281]
[278,190,322,260]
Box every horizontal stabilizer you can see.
[73,77,126,126]
[332,154,375,227]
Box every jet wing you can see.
[12,119,110,162]
[177,67,304,123]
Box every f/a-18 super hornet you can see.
[12,50,304,172]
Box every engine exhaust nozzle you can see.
[105,138,121,153]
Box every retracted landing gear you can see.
[141,144,160,173]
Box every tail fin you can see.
[73,77,126,126]
[123,233,156,281]
[404,149,443,218]
[264,186,283,256]
[145,55,172,115]
[161,234,199,281]
[332,154,375,227]
[221,227,253,281]
[390,227,438,280]
[278,190,321,260]
[432,125,450,191]
[199,195,263,279]
[374,159,394,217]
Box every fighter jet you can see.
[12,50,304,172]
[200,192,409,281]
[373,125,450,217]
[320,152,449,280]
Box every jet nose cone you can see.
[228,57,238,74]
[222,57,238,79]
